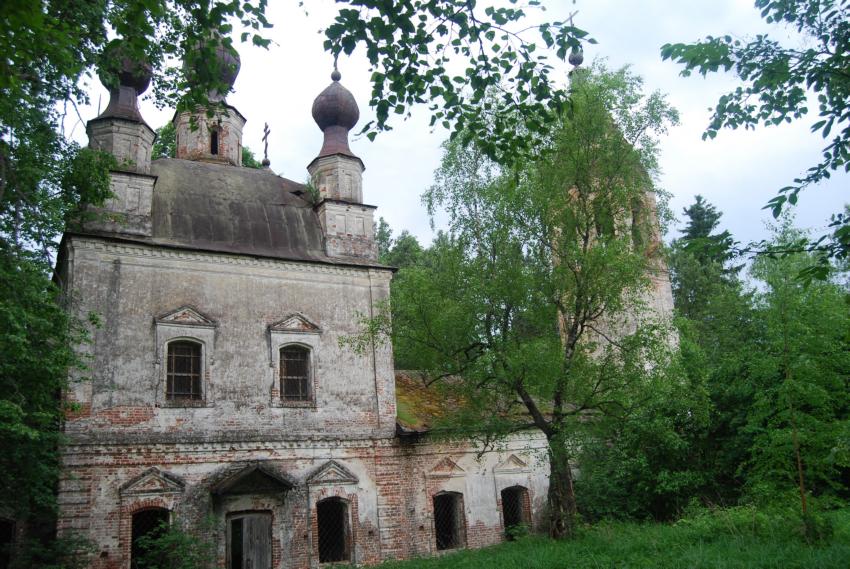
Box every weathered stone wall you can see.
[81,172,156,237]
[58,434,549,569]
[174,107,246,167]
[61,236,396,443]
[308,155,364,203]
[57,235,551,569]
[87,119,156,174]
[315,200,378,260]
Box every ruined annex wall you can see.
[58,432,549,569]
[59,236,396,443]
[380,433,550,559]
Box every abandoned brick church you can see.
[55,41,552,568]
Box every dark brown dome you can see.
[184,36,241,102]
[311,72,360,132]
[94,39,151,124]
[98,39,152,94]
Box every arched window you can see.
[280,346,310,401]
[500,485,531,539]
[317,497,351,563]
[210,129,220,155]
[433,492,465,550]
[131,507,169,568]
[166,340,202,400]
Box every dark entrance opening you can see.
[500,486,530,539]
[317,497,350,563]
[0,519,14,569]
[131,508,169,568]
[433,492,465,550]
[228,512,272,569]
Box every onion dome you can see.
[184,36,241,103]
[311,70,360,159]
[568,46,584,67]
[95,39,152,123]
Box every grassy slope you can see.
[372,509,850,569]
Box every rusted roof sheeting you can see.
[150,158,329,262]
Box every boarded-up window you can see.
[166,341,202,400]
[131,508,169,568]
[280,346,310,401]
[433,492,465,550]
[317,497,351,563]
[228,512,272,569]
[500,485,531,539]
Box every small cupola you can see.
[86,39,156,174]
[173,36,246,166]
[307,70,365,203]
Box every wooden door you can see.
[228,512,272,569]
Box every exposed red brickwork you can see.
[58,436,547,569]
[90,406,155,427]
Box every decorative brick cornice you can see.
[68,235,392,277]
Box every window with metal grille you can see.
[280,346,310,401]
[317,497,350,563]
[500,486,530,539]
[433,492,465,551]
[166,341,202,400]
[131,508,169,568]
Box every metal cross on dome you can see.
[262,122,270,163]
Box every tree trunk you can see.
[546,438,577,539]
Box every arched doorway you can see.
[432,492,466,550]
[317,497,351,563]
[500,485,531,539]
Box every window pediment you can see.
[120,467,185,497]
[211,463,295,496]
[494,454,530,474]
[155,306,217,328]
[268,313,321,334]
[306,460,358,486]
[427,457,465,478]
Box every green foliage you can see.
[152,122,176,159]
[9,533,96,569]
[134,519,216,569]
[325,0,596,164]
[0,248,97,519]
[354,63,680,538]
[575,369,711,521]
[362,508,850,569]
[375,217,393,260]
[745,218,850,502]
[661,0,850,264]
[382,230,424,269]
[241,146,262,169]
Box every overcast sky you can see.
[74,0,846,248]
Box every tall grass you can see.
[369,507,850,569]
